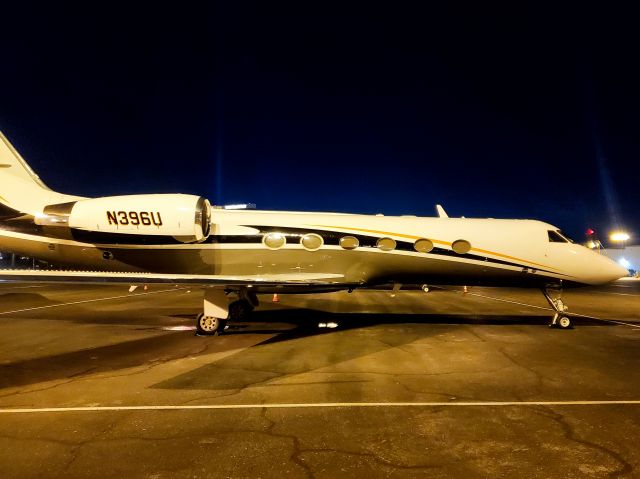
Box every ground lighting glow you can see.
[610,232,630,242]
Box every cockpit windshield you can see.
[548,230,574,243]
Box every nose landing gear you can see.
[542,284,573,329]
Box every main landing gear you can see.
[542,284,573,329]
[195,288,258,336]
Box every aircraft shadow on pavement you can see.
[232,308,608,332]
[0,292,63,310]
[0,308,610,391]
[151,310,608,392]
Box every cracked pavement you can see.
[0,281,639,478]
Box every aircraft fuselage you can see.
[0,208,627,288]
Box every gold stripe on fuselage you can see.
[308,224,558,271]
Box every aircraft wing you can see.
[0,269,359,288]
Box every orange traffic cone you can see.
[463,286,468,294]
[272,293,280,302]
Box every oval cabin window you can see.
[376,237,396,251]
[339,236,360,250]
[451,239,471,254]
[414,238,434,253]
[263,232,286,249]
[301,233,323,251]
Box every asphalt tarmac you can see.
[0,280,639,478]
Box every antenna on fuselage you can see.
[435,204,449,218]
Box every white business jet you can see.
[0,132,627,333]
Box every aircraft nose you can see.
[613,259,630,278]
[574,247,630,284]
[598,254,630,282]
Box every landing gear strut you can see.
[542,284,573,329]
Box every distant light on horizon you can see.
[222,203,256,210]
[610,231,630,242]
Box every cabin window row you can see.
[262,233,472,254]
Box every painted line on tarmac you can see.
[0,285,47,290]
[598,319,640,329]
[0,288,189,316]
[588,291,639,297]
[467,292,640,329]
[1,401,640,414]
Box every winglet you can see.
[435,204,449,218]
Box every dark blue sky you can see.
[1,3,638,241]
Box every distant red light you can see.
[586,228,595,236]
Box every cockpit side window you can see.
[548,230,568,243]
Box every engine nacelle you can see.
[37,194,212,243]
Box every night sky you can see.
[1,3,638,242]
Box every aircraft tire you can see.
[229,300,253,321]
[557,316,572,329]
[196,313,224,336]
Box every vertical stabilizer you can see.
[0,131,83,213]
[0,131,51,190]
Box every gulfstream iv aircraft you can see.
[0,132,628,333]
